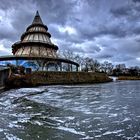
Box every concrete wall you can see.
[28,71,112,85]
[0,68,10,89]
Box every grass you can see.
[118,76,140,80]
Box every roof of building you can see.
[32,11,43,25]
[0,55,79,66]
[12,11,58,54]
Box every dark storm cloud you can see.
[0,0,140,66]
[96,54,113,59]
[0,0,19,10]
[83,25,127,38]
[132,0,140,3]
[26,0,76,26]
[111,3,140,19]
[110,2,140,38]
[110,6,130,17]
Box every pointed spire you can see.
[36,10,39,16]
[32,11,43,25]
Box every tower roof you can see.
[32,11,43,25]
[12,11,58,55]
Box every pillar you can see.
[76,65,78,72]
[60,62,62,71]
[70,64,72,71]
[68,63,71,71]
[16,60,18,66]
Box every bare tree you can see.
[58,50,75,61]
[58,49,101,72]
[100,61,113,74]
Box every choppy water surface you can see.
[0,81,140,140]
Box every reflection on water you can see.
[0,81,140,139]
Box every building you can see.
[0,11,79,71]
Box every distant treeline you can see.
[59,50,140,76]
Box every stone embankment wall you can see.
[6,71,112,88]
[28,71,112,85]
[0,68,10,89]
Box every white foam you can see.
[122,106,129,109]
[26,106,32,109]
[49,117,66,123]
[8,120,19,128]
[96,105,107,110]
[94,117,101,120]
[33,121,43,126]
[56,126,85,136]
[14,88,46,96]
[109,76,117,81]
[80,135,94,139]
[134,134,140,139]
[89,101,100,104]
[65,116,75,120]
[122,117,131,122]
[103,129,123,135]
[49,116,75,123]
[95,135,102,138]
[72,107,93,115]
[108,113,118,117]
[4,132,22,140]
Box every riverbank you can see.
[6,71,112,88]
[118,76,140,80]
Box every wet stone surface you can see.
[0,81,140,139]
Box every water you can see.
[0,81,140,140]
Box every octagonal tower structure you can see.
[12,11,58,58]
[0,11,79,72]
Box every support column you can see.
[55,64,58,71]
[68,63,70,71]
[60,62,62,71]
[70,64,72,72]
[76,65,78,72]
[46,65,48,71]
[16,60,18,66]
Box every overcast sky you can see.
[0,0,140,67]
